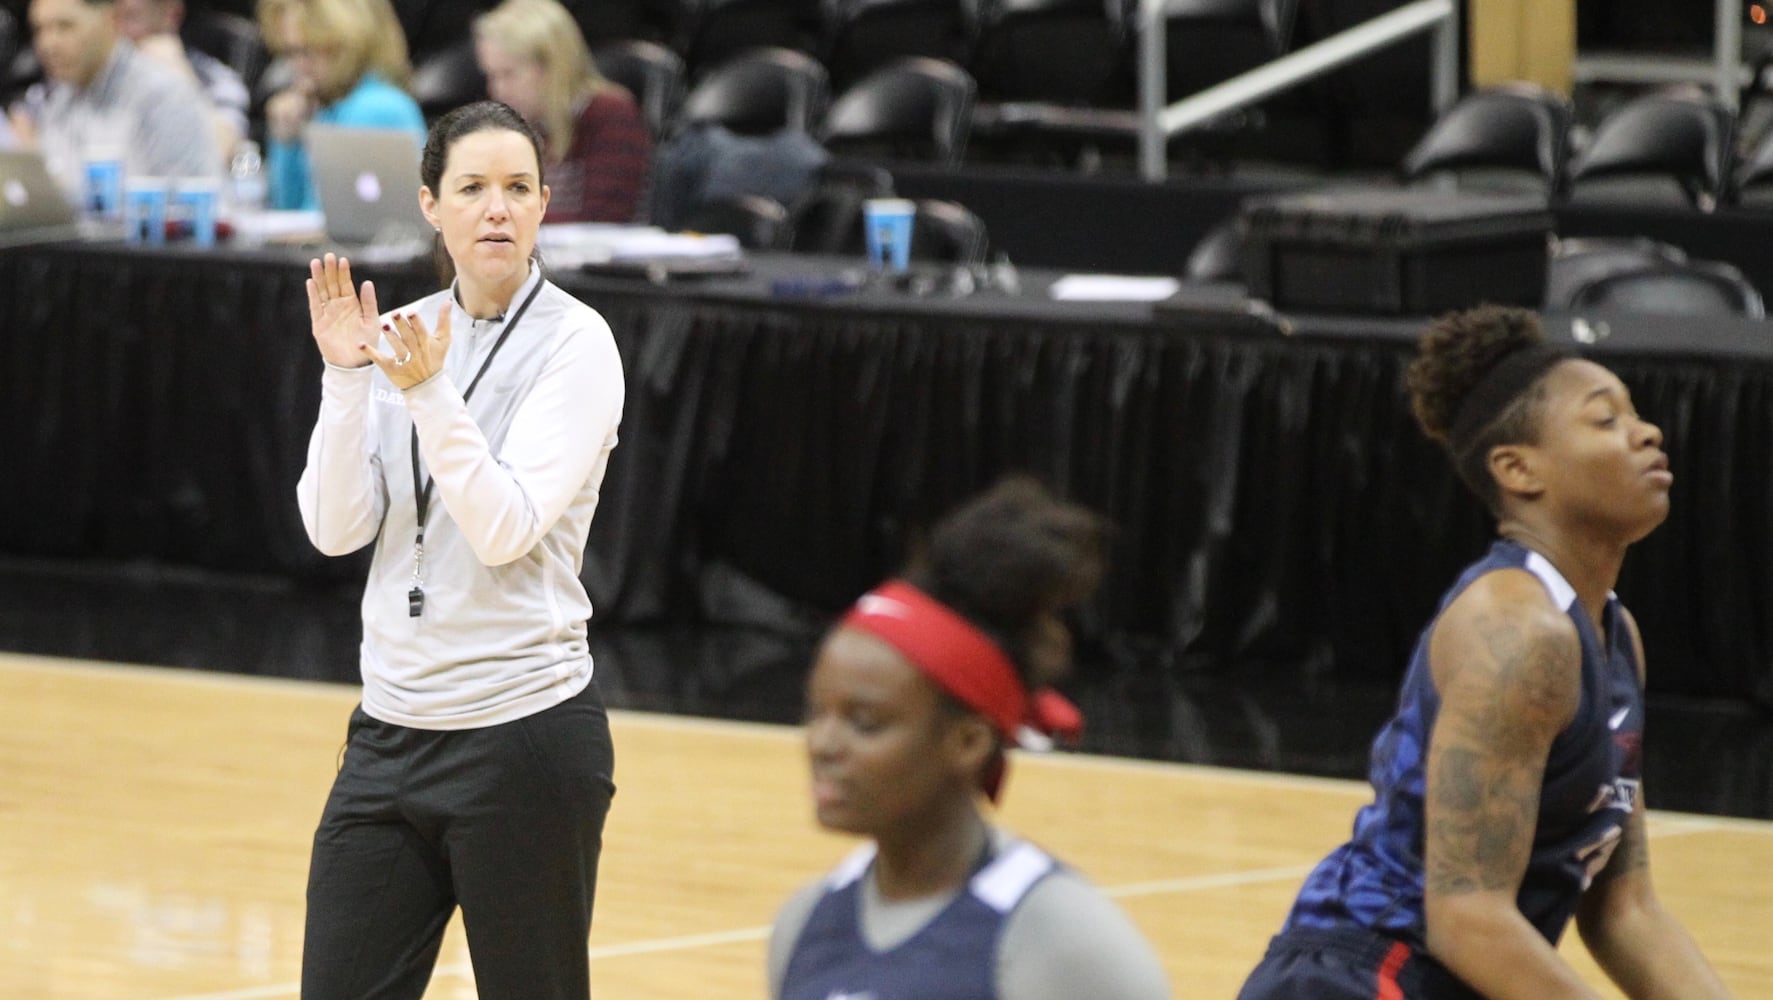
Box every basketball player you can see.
[1237,305,1734,999]
[769,478,1172,1000]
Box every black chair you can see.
[0,8,19,95]
[410,40,488,122]
[818,57,974,165]
[1569,259,1765,319]
[669,0,812,76]
[559,0,648,48]
[1399,83,1573,196]
[1566,88,1736,210]
[969,0,1134,106]
[909,197,987,263]
[1544,236,1688,310]
[181,9,272,97]
[1731,122,1773,206]
[821,0,971,89]
[784,161,894,253]
[681,192,791,247]
[401,0,491,69]
[592,39,685,136]
[1183,215,1245,283]
[676,47,829,135]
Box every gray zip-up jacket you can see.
[297,267,624,729]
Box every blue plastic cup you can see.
[863,198,915,272]
[124,177,169,246]
[83,158,124,219]
[173,178,220,248]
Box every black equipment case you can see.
[1240,188,1553,315]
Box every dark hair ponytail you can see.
[1406,305,1568,512]
[904,477,1108,688]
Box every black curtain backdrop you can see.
[4,242,1771,710]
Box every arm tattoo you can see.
[1477,622,1570,746]
[1425,606,1575,898]
[1426,744,1544,894]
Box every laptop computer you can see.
[306,123,430,249]
[0,149,81,248]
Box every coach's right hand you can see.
[306,253,380,369]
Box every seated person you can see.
[256,0,425,210]
[113,0,250,159]
[10,0,221,200]
[473,0,652,224]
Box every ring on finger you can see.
[394,353,411,367]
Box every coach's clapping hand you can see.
[306,253,380,370]
[364,305,452,391]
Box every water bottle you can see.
[228,139,267,244]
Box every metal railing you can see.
[1716,0,1743,110]
[1137,0,1461,180]
[1573,0,1747,109]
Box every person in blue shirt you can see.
[1237,305,1734,1000]
[256,0,425,210]
[770,478,1172,1000]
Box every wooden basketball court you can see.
[3,653,1768,998]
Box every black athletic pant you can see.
[1237,925,1484,1000]
[301,681,616,1000]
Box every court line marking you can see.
[1101,863,1319,899]
[426,926,781,984]
[147,818,1747,1000]
[150,859,1334,1000]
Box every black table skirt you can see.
[4,241,1770,707]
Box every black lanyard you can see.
[406,275,546,617]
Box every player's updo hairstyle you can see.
[1407,305,1574,513]
[903,477,1108,690]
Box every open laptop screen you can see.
[306,123,429,246]
[0,150,80,246]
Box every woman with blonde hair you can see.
[474,0,653,223]
[258,0,426,209]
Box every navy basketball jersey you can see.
[781,840,1058,1000]
[1285,539,1645,946]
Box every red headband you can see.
[840,581,1085,799]
[843,580,1028,739]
